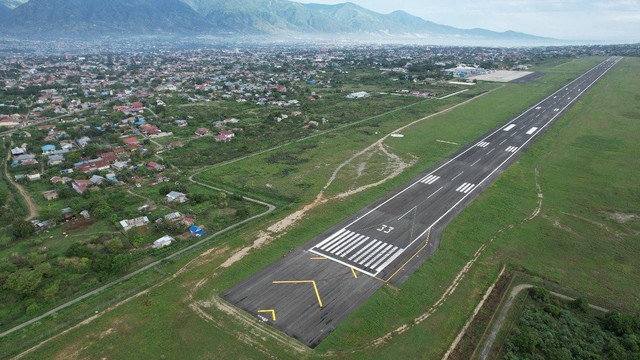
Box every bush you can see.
[529,287,550,302]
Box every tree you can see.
[236,206,250,219]
[529,287,550,302]
[5,268,43,296]
[571,298,590,312]
[12,219,36,240]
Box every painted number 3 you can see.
[376,225,394,234]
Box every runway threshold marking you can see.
[351,267,358,278]
[272,280,324,308]
[384,229,431,283]
[257,309,277,321]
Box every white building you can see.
[346,91,370,99]
[152,235,174,249]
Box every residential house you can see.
[215,130,234,142]
[89,175,105,185]
[41,144,56,155]
[163,212,183,223]
[27,173,42,181]
[166,191,188,203]
[346,91,370,99]
[11,147,26,156]
[140,124,161,136]
[189,225,205,237]
[80,210,91,219]
[48,154,65,166]
[76,136,91,148]
[195,128,210,137]
[175,119,188,127]
[50,176,71,184]
[42,190,59,201]
[72,179,94,194]
[119,216,150,231]
[111,160,129,171]
[152,235,174,249]
[146,161,165,172]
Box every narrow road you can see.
[4,147,38,221]
[478,284,609,360]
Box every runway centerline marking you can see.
[451,171,464,181]
[427,186,444,199]
[471,158,482,167]
[398,206,417,220]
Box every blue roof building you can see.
[189,225,205,237]
[41,144,56,153]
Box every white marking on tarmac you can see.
[471,158,482,166]
[451,171,464,181]
[526,127,538,135]
[476,141,490,148]
[420,174,440,184]
[398,206,417,220]
[503,124,516,131]
[427,187,444,199]
[487,148,495,155]
[456,183,476,194]
[505,146,519,153]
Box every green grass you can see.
[7,56,640,360]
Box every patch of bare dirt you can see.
[608,212,638,224]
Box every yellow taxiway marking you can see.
[350,267,358,279]
[384,229,431,283]
[257,309,276,321]
[272,280,324,308]
[310,256,327,260]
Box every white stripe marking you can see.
[325,231,358,252]
[451,171,464,181]
[354,240,385,264]
[398,206,417,220]
[349,239,379,261]
[526,127,538,135]
[503,124,516,131]
[331,233,364,254]
[314,228,346,249]
[370,246,399,269]
[471,158,482,167]
[358,242,388,265]
[364,244,394,268]
[337,235,368,257]
[427,186,444,199]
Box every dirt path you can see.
[4,148,38,220]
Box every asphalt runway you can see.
[222,57,621,348]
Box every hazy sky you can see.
[294,0,640,42]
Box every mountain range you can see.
[0,0,550,42]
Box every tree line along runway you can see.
[222,57,622,348]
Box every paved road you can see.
[223,57,621,348]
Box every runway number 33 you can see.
[377,225,394,234]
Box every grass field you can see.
[5,56,640,360]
